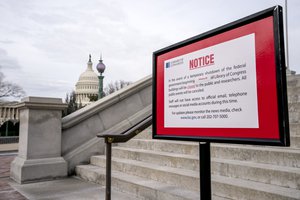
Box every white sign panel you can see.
[164,33,258,128]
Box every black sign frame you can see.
[152,5,290,146]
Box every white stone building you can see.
[75,55,99,106]
[0,102,19,126]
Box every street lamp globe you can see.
[96,55,106,75]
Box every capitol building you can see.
[75,55,106,106]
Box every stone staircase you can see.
[76,124,300,200]
[75,74,300,200]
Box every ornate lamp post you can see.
[96,55,106,99]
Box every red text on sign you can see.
[189,54,215,70]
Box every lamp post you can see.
[96,55,106,99]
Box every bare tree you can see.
[62,80,131,116]
[0,72,25,100]
[104,80,131,96]
[63,90,81,117]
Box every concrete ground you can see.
[0,148,27,200]
[9,177,139,200]
[0,144,137,200]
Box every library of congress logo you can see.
[165,58,184,69]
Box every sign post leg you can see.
[105,142,112,200]
[199,142,211,200]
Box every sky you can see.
[0,0,299,101]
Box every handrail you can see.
[97,114,152,200]
[97,114,152,143]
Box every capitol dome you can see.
[75,55,99,106]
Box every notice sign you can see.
[164,34,258,128]
[153,6,290,146]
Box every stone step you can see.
[288,90,300,104]
[76,164,300,200]
[213,196,232,200]
[212,175,300,200]
[212,195,231,200]
[289,103,300,123]
[135,125,300,145]
[133,125,152,139]
[119,139,300,168]
[287,74,300,87]
[287,82,300,90]
[91,155,199,191]
[212,157,300,190]
[118,139,199,155]
[93,151,300,190]
[76,165,200,200]
[112,146,199,171]
[290,123,300,136]
[137,123,300,136]
[291,136,300,148]
[212,143,300,168]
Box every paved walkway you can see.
[0,154,27,200]
[0,144,138,200]
[9,177,139,200]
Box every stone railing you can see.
[10,75,152,183]
[61,75,152,174]
[11,97,68,184]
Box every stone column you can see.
[11,97,68,184]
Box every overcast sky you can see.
[0,0,299,101]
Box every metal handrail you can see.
[97,114,152,200]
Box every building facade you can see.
[75,55,99,106]
[0,102,19,126]
[0,102,19,139]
